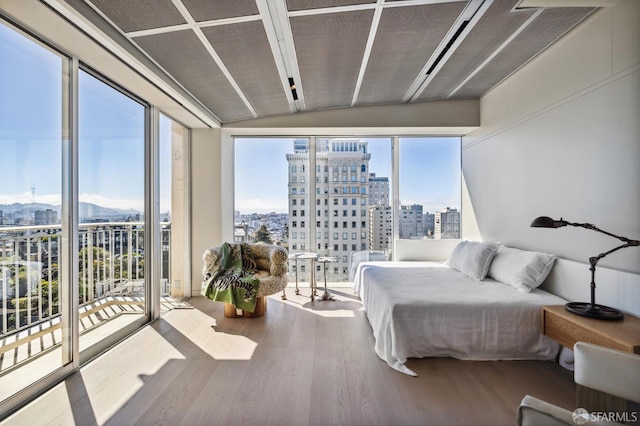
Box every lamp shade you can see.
[530,216,563,228]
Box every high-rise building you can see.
[286,138,370,281]
[434,207,460,239]
[34,209,58,226]
[399,204,424,239]
[368,173,389,206]
[234,223,249,243]
[369,205,392,251]
[423,212,435,238]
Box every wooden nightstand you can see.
[543,305,640,413]
[542,305,640,354]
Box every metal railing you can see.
[0,222,171,339]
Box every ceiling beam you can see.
[447,8,543,98]
[351,0,384,106]
[287,0,465,17]
[257,0,304,112]
[403,0,489,102]
[42,0,221,127]
[169,0,258,118]
[222,99,480,132]
[517,0,619,7]
[126,15,262,38]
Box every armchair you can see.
[517,342,640,425]
[202,243,288,318]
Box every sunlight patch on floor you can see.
[163,308,257,361]
[272,289,363,318]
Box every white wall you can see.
[169,122,190,298]
[190,128,222,294]
[462,0,640,315]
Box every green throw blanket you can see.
[200,242,260,312]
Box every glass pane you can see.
[0,22,66,402]
[234,137,392,289]
[234,138,308,283]
[159,114,188,300]
[398,137,461,239]
[78,70,146,359]
[316,138,391,282]
[285,139,311,283]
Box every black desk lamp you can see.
[530,216,640,321]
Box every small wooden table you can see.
[541,305,640,354]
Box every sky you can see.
[0,22,63,206]
[0,23,172,213]
[1,22,460,217]
[235,137,461,215]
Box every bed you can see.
[353,241,567,376]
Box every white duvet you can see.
[354,261,566,376]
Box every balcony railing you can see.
[0,222,171,341]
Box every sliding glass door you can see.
[77,70,148,361]
[0,17,188,417]
[0,19,71,406]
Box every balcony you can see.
[0,222,178,377]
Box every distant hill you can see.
[0,202,54,213]
[78,203,141,219]
[0,202,141,219]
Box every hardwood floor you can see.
[2,289,576,426]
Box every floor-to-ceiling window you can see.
[0,18,71,408]
[0,17,189,418]
[315,137,392,281]
[234,137,398,283]
[398,137,461,240]
[234,136,461,282]
[77,70,147,361]
[234,138,304,280]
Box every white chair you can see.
[517,342,640,426]
[347,250,388,282]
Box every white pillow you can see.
[446,240,499,280]
[488,245,556,292]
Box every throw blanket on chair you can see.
[200,242,260,312]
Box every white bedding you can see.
[353,261,566,376]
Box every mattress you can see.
[353,261,566,376]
